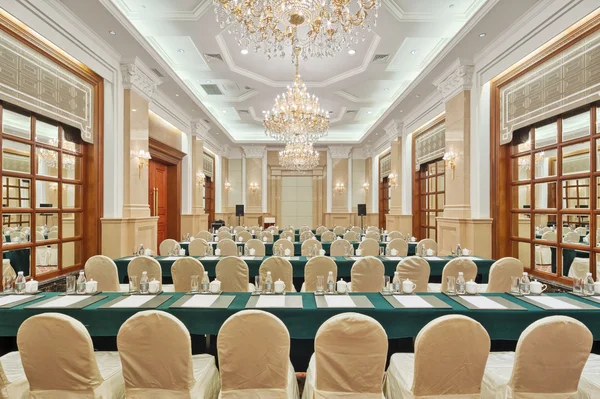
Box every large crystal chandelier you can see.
[38,139,76,170]
[213,0,380,59]
[279,139,320,171]
[264,47,329,143]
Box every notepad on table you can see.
[393,295,433,308]
[181,295,219,308]
[200,256,219,260]
[110,295,156,308]
[459,295,507,309]
[37,295,92,308]
[325,296,356,308]
[162,257,180,261]
[0,295,35,306]
[255,296,286,308]
[424,256,444,261]
[386,257,404,261]
[524,296,581,309]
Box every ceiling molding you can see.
[432,58,475,103]
[185,79,260,103]
[328,146,353,159]
[150,88,192,133]
[112,0,211,21]
[145,36,210,72]
[120,56,162,101]
[382,0,481,22]
[191,119,210,139]
[243,145,266,158]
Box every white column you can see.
[215,154,222,213]
[326,150,332,213]
[401,132,412,215]
[262,153,268,213]
[242,156,247,207]
[347,154,352,212]
[371,156,378,213]
[103,79,124,218]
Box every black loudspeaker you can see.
[236,205,245,217]
[357,204,367,216]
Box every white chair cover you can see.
[481,316,593,399]
[485,257,523,293]
[236,231,252,243]
[118,311,220,398]
[350,257,384,292]
[568,258,590,279]
[396,257,430,292]
[365,231,380,241]
[578,353,600,398]
[274,239,294,255]
[316,226,329,235]
[299,226,311,233]
[216,257,253,292]
[217,231,233,241]
[387,231,403,240]
[302,256,337,292]
[574,227,587,235]
[189,239,210,256]
[542,231,557,242]
[234,226,246,234]
[84,255,120,291]
[385,315,490,399]
[386,239,408,256]
[321,231,336,242]
[430,258,478,292]
[217,239,238,256]
[280,231,295,241]
[218,226,230,233]
[300,231,315,242]
[351,227,362,234]
[358,238,380,256]
[261,231,274,243]
[260,257,295,292]
[17,313,125,398]
[303,313,387,399]
[333,226,345,235]
[415,239,437,256]
[196,231,213,241]
[301,239,322,256]
[128,256,163,290]
[159,239,179,256]
[2,259,16,280]
[0,351,28,399]
[563,231,580,244]
[246,239,266,256]
[217,310,299,398]
[343,231,359,241]
[330,239,353,256]
[172,257,205,292]
[540,227,552,234]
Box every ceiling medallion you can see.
[279,138,320,171]
[264,47,329,143]
[213,0,380,60]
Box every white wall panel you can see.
[281,176,313,227]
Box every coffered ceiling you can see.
[108,0,487,143]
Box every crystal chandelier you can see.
[264,47,329,143]
[38,139,76,170]
[279,140,320,171]
[213,0,380,60]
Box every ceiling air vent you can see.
[345,110,358,114]
[203,119,211,124]
[238,110,250,115]
[204,53,223,62]
[201,84,223,95]
[372,54,390,64]
[151,68,164,78]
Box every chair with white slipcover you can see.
[343,231,359,241]
[330,239,353,256]
[260,257,295,292]
[84,255,124,292]
[236,230,252,243]
[333,226,346,235]
[159,239,179,256]
[358,238,380,256]
[172,257,205,292]
[386,238,408,256]
[273,238,294,256]
[128,256,174,292]
[349,256,384,292]
[301,256,337,292]
[301,238,322,256]
[188,239,210,256]
[481,257,523,293]
[428,258,478,292]
[245,239,266,256]
[196,230,213,242]
[217,231,232,241]
[365,231,380,241]
[216,257,254,292]
[387,231,403,240]
[320,231,336,242]
[415,238,437,256]
[0,350,28,399]
[396,257,430,292]
[316,226,328,235]
[216,239,238,256]
[300,231,315,242]
[280,230,295,241]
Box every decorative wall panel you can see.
[0,29,94,143]
[203,153,214,177]
[500,29,600,145]
[415,122,445,168]
[379,153,391,178]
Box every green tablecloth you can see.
[113,255,494,284]
[3,248,30,276]
[0,292,599,340]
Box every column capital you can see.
[243,145,266,158]
[328,145,352,159]
[219,145,231,157]
[432,58,474,103]
[363,145,374,159]
[191,120,210,140]
[120,57,162,102]
[384,120,403,141]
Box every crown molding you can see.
[191,119,210,140]
[384,119,403,141]
[120,56,162,102]
[432,58,474,103]
[328,145,353,159]
[243,145,266,158]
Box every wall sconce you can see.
[50,183,58,192]
[443,151,457,180]
[224,182,231,191]
[335,183,345,194]
[196,172,205,187]
[132,149,151,179]
[362,182,370,192]
[388,173,398,188]
[249,182,259,193]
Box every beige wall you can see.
[149,111,183,152]
[352,158,366,209]
[331,158,348,212]
[245,157,262,213]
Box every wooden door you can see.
[149,160,169,249]
[204,176,215,226]
[379,177,389,229]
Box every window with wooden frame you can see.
[416,159,445,240]
[203,153,215,225]
[1,104,85,279]
[506,105,599,281]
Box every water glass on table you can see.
[382,276,390,294]
[445,276,456,295]
[254,275,262,294]
[510,276,520,295]
[316,275,324,294]
[128,276,138,294]
[573,277,584,295]
[3,276,13,293]
[190,275,199,293]
[66,275,76,294]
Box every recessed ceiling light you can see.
[367,111,372,114]
[368,140,371,143]
[132,109,137,112]
[375,133,378,136]
[141,4,146,9]
[479,33,486,37]
[449,4,455,8]
[206,80,212,83]
[416,94,420,98]
[175,94,179,97]
[177,49,185,53]
[262,110,266,114]
[410,50,417,55]
[109,30,116,35]
[384,88,389,91]
[348,49,356,55]
[400,110,403,113]
[222,110,227,113]
[241,49,249,55]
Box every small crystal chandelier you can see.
[38,139,76,170]
[279,139,320,171]
[264,47,329,143]
[213,0,380,60]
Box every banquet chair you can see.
[216,257,254,292]
[234,226,246,234]
[159,239,179,256]
[396,257,430,292]
[217,239,238,256]
[365,231,380,241]
[218,226,230,233]
[568,257,590,280]
[280,230,295,241]
[343,231,359,241]
[540,226,552,234]
[17,313,125,398]
[300,231,315,242]
[196,230,213,242]
[84,255,124,292]
[351,226,363,234]
[236,230,252,243]
[274,238,294,256]
[260,231,274,243]
[349,256,384,292]
[386,238,408,256]
[0,350,28,399]
[358,238,380,256]
[282,225,295,232]
[428,258,478,292]
[563,231,580,244]
[35,231,45,242]
[415,238,437,256]
[117,311,220,398]
[128,256,173,292]
[299,226,311,233]
[535,231,555,270]
[9,232,27,242]
[387,231,403,240]
[267,226,279,234]
[316,226,328,235]
[217,231,232,241]
[2,259,16,280]
[48,231,58,240]
[260,257,296,292]
[301,238,322,256]
[250,226,261,233]
[333,226,346,235]
[172,257,205,292]
[367,226,379,232]
[303,313,387,399]
[245,239,266,256]
[330,239,353,256]
[385,315,490,399]
[188,238,210,256]
[575,227,587,235]
[217,310,299,398]
[481,257,523,293]
[481,316,593,398]
[301,256,337,292]
[320,231,336,242]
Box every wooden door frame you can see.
[148,138,185,241]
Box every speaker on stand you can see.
[235,205,245,227]
[357,204,367,230]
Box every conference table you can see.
[113,255,494,285]
[0,292,599,341]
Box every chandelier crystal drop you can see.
[278,140,320,171]
[264,47,329,143]
[213,0,380,60]
[38,139,76,170]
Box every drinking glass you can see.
[573,277,584,294]
[190,275,199,293]
[379,247,385,256]
[238,245,243,256]
[66,275,76,294]
[510,276,520,294]
[316,276,324,294]
[128,276,138,293]
[382,276,391,293]
[3,276,14,293]
[254,275,262,293]
[445,276,456,295]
